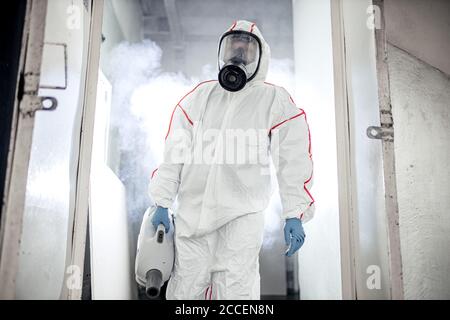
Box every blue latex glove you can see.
[151,206,170,233]
[284,218,306,257]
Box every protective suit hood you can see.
[218,20,271,86]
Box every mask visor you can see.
[218,31,261,80]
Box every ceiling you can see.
[138,0,294,57]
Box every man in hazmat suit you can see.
[149,20,314,300]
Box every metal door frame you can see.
[62,0,104,300]
[330,0,404,300]
[372,0,404,300]
[0,0,49,299]
[330,0,357,300]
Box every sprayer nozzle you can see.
[145,269,163,299]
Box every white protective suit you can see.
[149,20,314,300]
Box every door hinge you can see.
[367,126,394,141]
[20,95,58,116]
[367,109,394,141]
[19,72,58,117]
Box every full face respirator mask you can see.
[218,31,262,92]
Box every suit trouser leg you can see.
[166,211,265,300]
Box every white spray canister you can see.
[135,206,174,298]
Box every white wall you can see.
[110,0,142,43]
[100,0,143,75]
[292,0,342,300]
[385,0,450,76]
[95,0,144,299]
[382,0,450,299]
[90,72,133,299]
[388,45,450,299]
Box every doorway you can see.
[85,0,346,300]
[0,0,400,300]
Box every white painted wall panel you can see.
[89,71,133,299]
